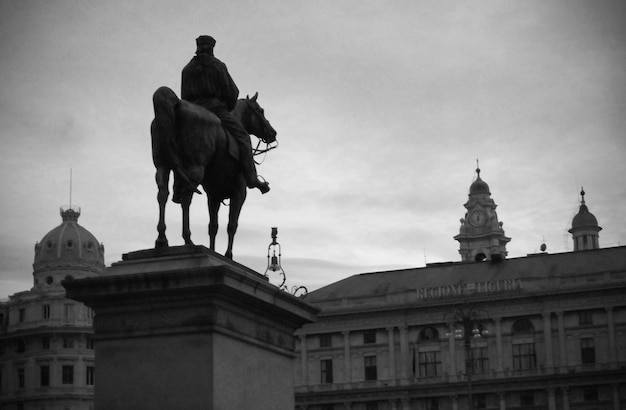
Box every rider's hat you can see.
[196,35,216,48]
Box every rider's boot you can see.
[242,157,270,194]
[246,174,270,194]
[251,178,270,194]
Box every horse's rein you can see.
[252,140,278,165]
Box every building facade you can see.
[0,207,104,410]
[295,174,625,410]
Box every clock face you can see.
[469,210,487,227]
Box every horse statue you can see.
[150,86,277,258]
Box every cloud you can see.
[1,0,625,299]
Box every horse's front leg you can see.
[180,191,194,246]
[207,195,220,252]
[155,167,170,248]
[225,188,246,259]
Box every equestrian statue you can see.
[151,35,277,258]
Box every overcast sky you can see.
[1,1,625,299]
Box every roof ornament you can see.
[61,168,81,221]
[580,187,586,205]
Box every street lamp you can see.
[264,227,308,297]
[265,227,285,287]
[446,306,489,410]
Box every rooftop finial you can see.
[476,158,481,177]
[580,186,586,204]
[62,168,81,221]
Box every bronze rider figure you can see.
[181,35,270,194]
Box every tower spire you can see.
[62,168,80,222]
[454,164,510,262]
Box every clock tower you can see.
[454,166,510,262]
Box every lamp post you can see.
[264,227,307,297]
[446,306,489,410]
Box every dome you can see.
[572,204,599,228]
[469,168,491,195]
[571,189,600,229]
[33,206,105,274]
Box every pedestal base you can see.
[64,246,318,410]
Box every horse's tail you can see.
[152,86,201,195]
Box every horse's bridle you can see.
[244,99,278,160]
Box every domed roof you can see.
[33,206,105,273]
[469,168,491,195]
[571,189,600,229]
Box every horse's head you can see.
[239,92,277,146]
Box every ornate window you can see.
[472,346,489,373]
[64,304,75,321]
[63,337,74,349]
[319,334,332,348]
[16,339,26,353]
[320,359,333,384]
[363,330,376,344]
[580,337,595,364]
[417,327,441,377]
[418,351,442,377]
[364,355,377,380]
[511,318,536,371]
[86,366,95,386]
[17,368,25,389]
[512,343,536,370]
[578,310,593,325]
[62,365,74,384]
[40,365,50,387]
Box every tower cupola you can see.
[469,168,491,196]
[568,188,601,251]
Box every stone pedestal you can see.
[64,246,318,410]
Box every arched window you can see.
[511,318,535,335]
[511,318,536,371]
[418,327,439,342]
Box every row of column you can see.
[299,306,619,383]
[299,385,622,410]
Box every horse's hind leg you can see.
[207,195,220,252]
[180,190,194,246]
[155,167,170,248]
